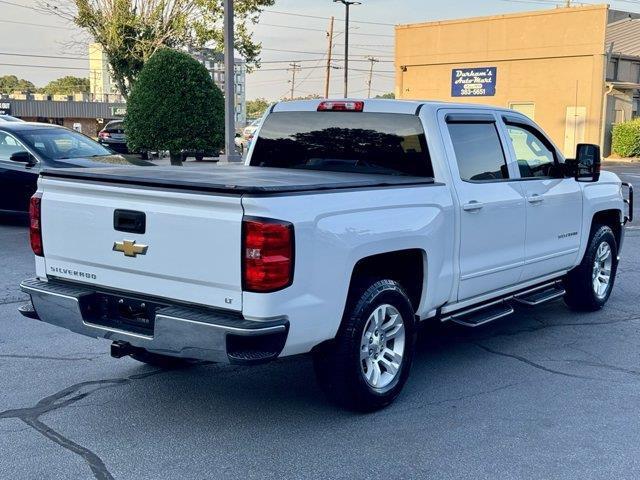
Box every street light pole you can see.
[222,0,241,162]
[334,0,361,98]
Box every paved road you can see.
[0,164,639,480]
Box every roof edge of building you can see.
[395,3,610,31]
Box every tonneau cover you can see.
[40,165,435,195]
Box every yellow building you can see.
[395,5,640,156]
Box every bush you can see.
[125,48,224,165]
[612,118,640,158]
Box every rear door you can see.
[40,177,244,310]
[441,110,526,301]
[500,114,582,280]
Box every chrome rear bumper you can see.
[20,278,288,364]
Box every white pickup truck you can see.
[20,99,633,411]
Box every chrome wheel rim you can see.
[592,241,613,300]
[360,304,405,390]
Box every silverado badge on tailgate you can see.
[113,240,148,258]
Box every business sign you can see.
[451,67,497,97]
[0,101,11,115]
[111,106,127,117]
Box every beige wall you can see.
[396,5,609,156]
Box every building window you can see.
[633,96,640,119]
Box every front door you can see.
[502,119,582,281]
[443,112,526,301]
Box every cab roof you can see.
[271,98,512,116]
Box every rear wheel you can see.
[564,225,618,311]
[130,350,192,369]
[195,154,204,162]
[313,279,416,412]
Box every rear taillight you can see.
[98,131,110,139]
[317,100,364,112]
[243,218,293,292]
[29,192,43,257]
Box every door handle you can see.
[463,201,484,212]
[527,194,544,204]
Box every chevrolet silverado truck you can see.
[20,100,634,411]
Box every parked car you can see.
[97,120,128,154]
[0,122,153,213]
[243,118,261,140]
[0,115,24,123]
[20,100,633,411]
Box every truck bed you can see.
[41,165,436,195]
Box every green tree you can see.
[0,75,36,94]
[44,0,274,98]
[125,48,224,166]
[246,98,269,119]
[41,76,90,95]
[374,92,395,99]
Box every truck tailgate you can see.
[39,177,243,311]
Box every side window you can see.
[0,132,26,162]
[447,122,508,182]
[506,124,556,178]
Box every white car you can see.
[20,99,633,411]
[0,114,24,123]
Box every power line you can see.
[0,18,75,30]
[262,8,396,27]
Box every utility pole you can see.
[222,0,241,162]
[324,16,335,98]
[288,62,302,100]
[366,56,379,98]
[334,0,361,98]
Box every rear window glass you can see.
[105,122,124,133]
[250,112,433,177]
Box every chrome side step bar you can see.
[514,285,566,306]
[449,300,514,328]
[441,280,566,328]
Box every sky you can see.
[1,0,640,101]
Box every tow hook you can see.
[110,340,141,359]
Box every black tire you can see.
[313,279,416,412]
[195,154,204,162]
[130,350,192,369]
[140,151,149,160]
[564,225,618,311]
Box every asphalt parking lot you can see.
[0,162,638,480]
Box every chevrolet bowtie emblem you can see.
[113,240,148,258]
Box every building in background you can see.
[0,97,125,136]
[396,4,640,156]
[88,44,247,129]
[88,43,122,103]
[189,48,247,129]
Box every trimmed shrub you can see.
[125,48,224,165]
[612,118,640,158]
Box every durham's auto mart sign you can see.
[451,67,497,97]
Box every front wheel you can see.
[564,225,618,311]
[313,279,416,412]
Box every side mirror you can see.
[9,151,36,167]
[575,143,600,182]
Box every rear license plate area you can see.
[80,293,159,336]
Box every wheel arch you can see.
[347,249,426,313]
[591,209,623,250]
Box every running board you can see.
[449,301,514,328]
[513,285,565,306]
